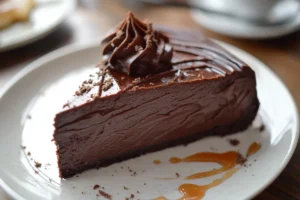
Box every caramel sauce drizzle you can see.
[170,151,238,180]
[153,160,161,165]
[178,167,239,200]
[247,142,261,157]
[153,142,261,200]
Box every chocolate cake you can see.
[53,13,259,178]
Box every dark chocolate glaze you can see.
[54,17,259,178]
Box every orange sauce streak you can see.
[153,160,161,165]
[247,142,261,157]
[170,152,239,180]
[169,157,182,164]
[154,142,262,200]
[178,168,239,200]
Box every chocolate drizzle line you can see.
[97,65,108,97]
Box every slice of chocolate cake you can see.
[54,13,259,178]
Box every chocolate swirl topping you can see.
[101,12,173,77]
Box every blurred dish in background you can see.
[0,0,76,52]
[0,0,35,29]
[190,0,300,39]
[137,0,300,39]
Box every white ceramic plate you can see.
[0,0,76,52]
[0,41,298,200]
[190,8,300,39]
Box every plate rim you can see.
[0,0,77,52]
[0,41,299,200]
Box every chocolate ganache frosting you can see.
[101,12,173,77]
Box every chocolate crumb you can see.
[21,145,26,149]
[75,91,81,96]
[81,192,85,194]
[259,124,265,132]
[236,153,247,165]
[131,171,137,176]
[144,183,146,185]
[102,78,114,91]
[88,79,93,84]
[93,184,100,190]
[123,186,129,190]
[228,139,240,146]
[34,170,39,174]
[174,69,186,81]
[132,77,141,84]
[83,80,88,84]
[125,198,129,200]
[254,159,257,162]
[27,152,31,156]
[96,194,99,197]
[63,102,70,108]
[99,190,112,199]
[90,74,94,77]
[137,191,140,194]
[130,194,135,198]
[176,172,180,178]
[34,161,42,168]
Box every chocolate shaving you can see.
[236,153,247,165]
[102,78,114,91]
[259,124,265,132]
[228,139,240,146]
[34,161,42,168]
[63,102,70,108]
[93,184,100,190]
[132,77,141,84]
[99,190,111,199]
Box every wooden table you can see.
[0,0,299,199]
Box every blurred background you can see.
[0,0,300,199]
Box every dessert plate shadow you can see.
[0,41,298,200]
